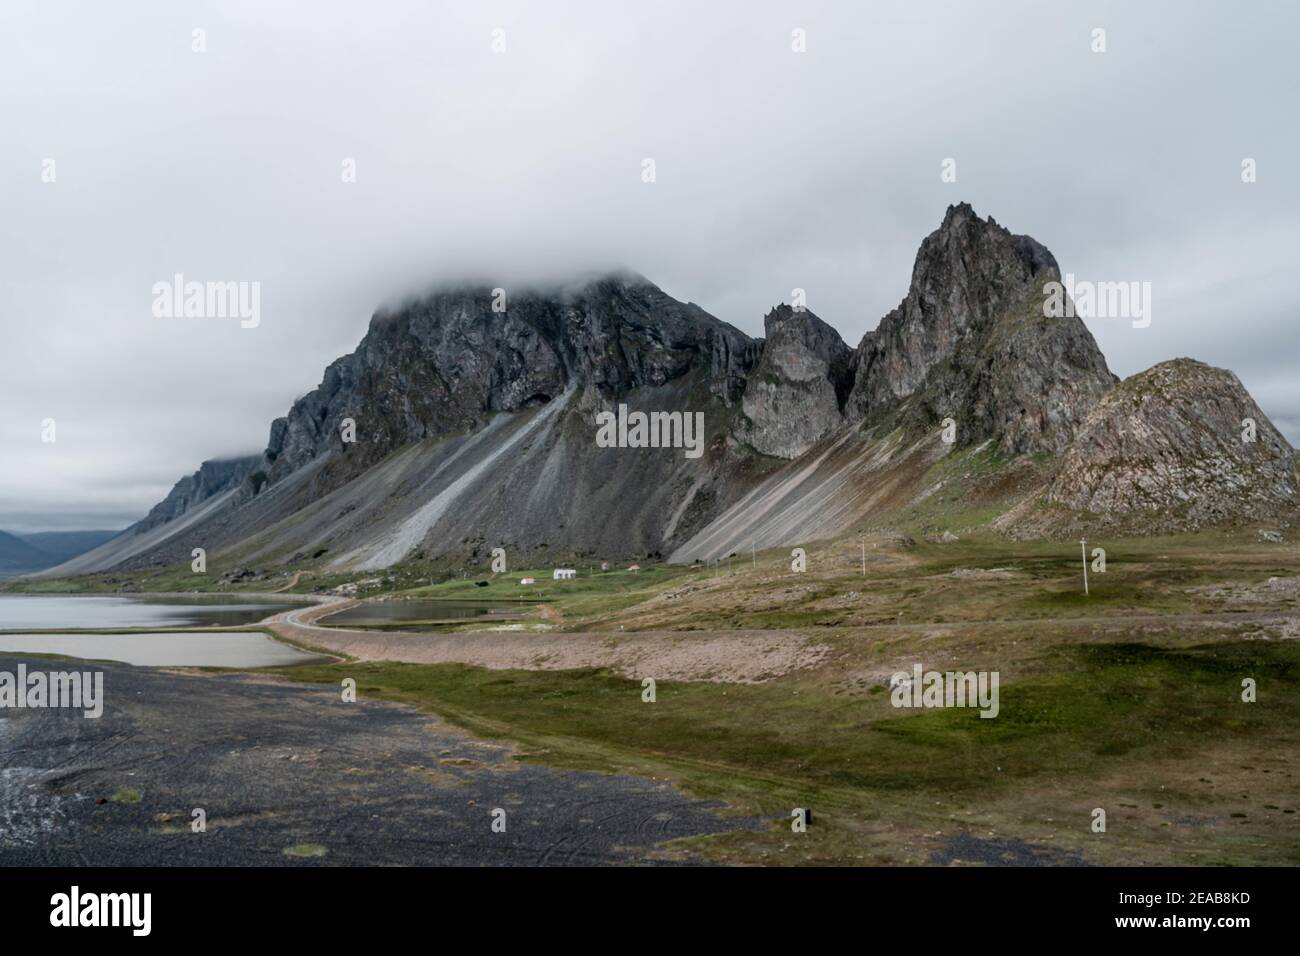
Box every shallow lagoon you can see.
[0,594,306,630]
[0,631,325,667]
[320,599,524,627]
[0,595,319,667]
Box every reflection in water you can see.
[322,600,523,627]
[0,595,307,629]
[0,632,325,667]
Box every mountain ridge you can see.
[31,204,1297,579]
[0,528,119,576]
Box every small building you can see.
[552,568,577,580]
[519,576,536,585]
[626,564,641,572]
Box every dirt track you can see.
[267,600,834,683]
[268,598,1298,683]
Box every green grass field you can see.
[273,626,1300,864]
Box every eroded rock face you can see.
[846,203,1116,453]
[737,305,854,459]
[1044,359,1297,528]
[259,273,758,489]
[135,456,261,534]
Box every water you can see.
[0,632,325,667]
[0,595,319,667]
[321,600,523,626]
[0,594,307,630]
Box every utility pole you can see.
[1080,538,1089,596]
[861,535,866,576]
[751,540,755,570]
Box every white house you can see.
[552,568,577,580]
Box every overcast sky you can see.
[1,0,1296,532]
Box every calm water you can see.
[0,594,307,629]
[322,600,523,626]
[0,632,325,667]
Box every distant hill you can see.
[17,529,120,562]
[0,528,121,576]
[0,530,54,573]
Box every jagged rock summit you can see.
[736,304,854,459]
[258,272,758,498]
[846,202,1116,453]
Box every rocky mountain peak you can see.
[850,204,1065,406]
[736,304,854,459]
[761,303,850,363]
[761,302,806,337]
[256,273,758,494]
[844,203,1113,454]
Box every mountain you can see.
[0,531,54,574]
[998,359,1298,536]
[137,457,262,533]
[16,530,119,561]
[42,456,263,577]
[42,274,766,576]
[253,272,756,497]
[33,205,1297,580]
[0,528,120,576]
[735,304,854,459]
[845,202,1116,452]
[669,204,1122,560]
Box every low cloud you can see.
[2,0,1296,529]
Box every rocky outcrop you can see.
[256,273,758,495]
[737,305,854,459]
[1037,359,1297,530]
[846,203,1116,453]
[135,455,262,534]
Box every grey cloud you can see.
[1,0,1296,530]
